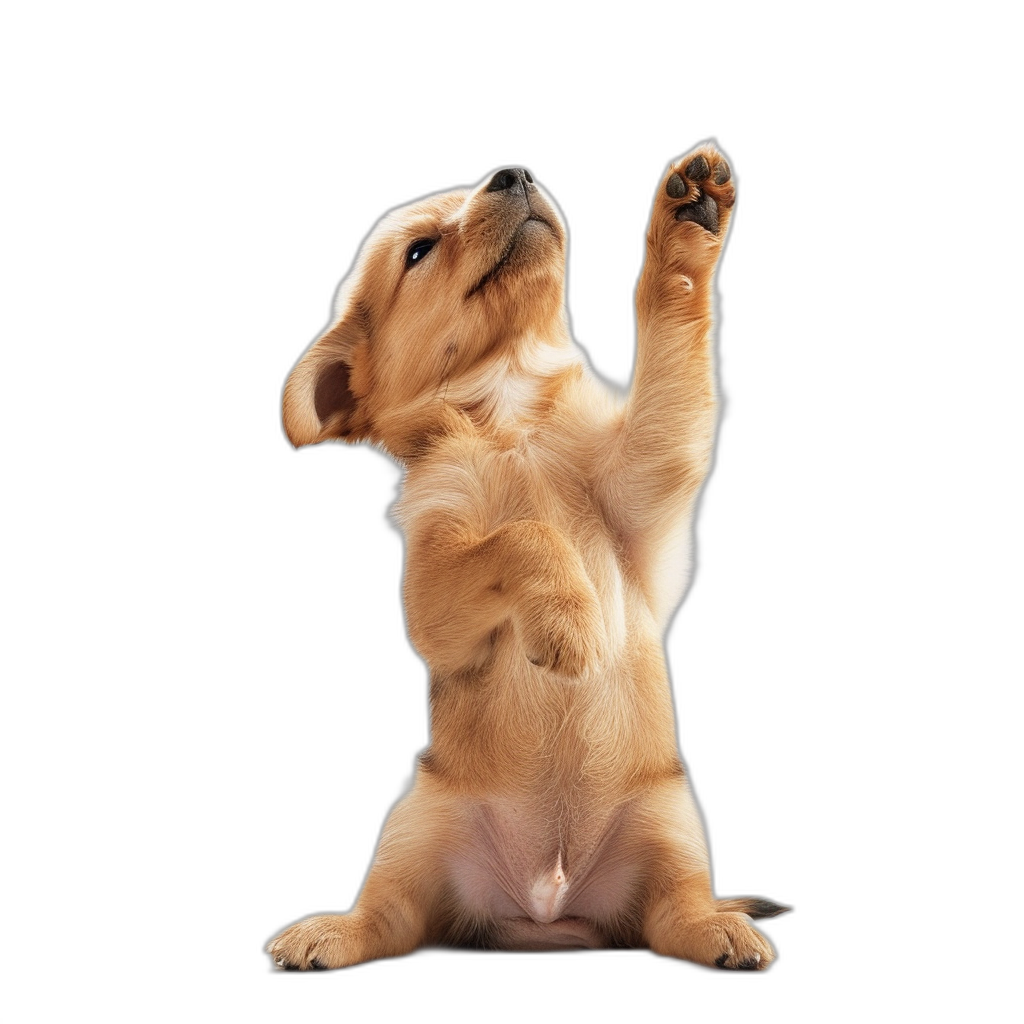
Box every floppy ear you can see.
[282,313,370,447]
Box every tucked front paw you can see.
[663,145,735,235]
[520,586,606,677]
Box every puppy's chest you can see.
[507,451,590,538]
[516,440,626,606]
[415,425,603,533]
[481,431,577,509]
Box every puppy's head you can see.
[283,168,566,455]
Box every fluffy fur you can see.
[268,146,787,971]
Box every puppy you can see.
[269,145,787,971]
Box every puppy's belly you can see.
[447,798,640,949]
[501,917,604,951]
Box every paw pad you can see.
[665,151,733,235]
[675,192,720,234]
[666,172,689,199]
[685,155,710,182]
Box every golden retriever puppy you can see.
[269,145,787,971]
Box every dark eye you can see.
[405,238,437,268]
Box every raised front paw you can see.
[663,145,735,235]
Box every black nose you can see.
[486,167,534,192]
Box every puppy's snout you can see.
[486,167,534,193]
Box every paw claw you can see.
[715,949,764,970]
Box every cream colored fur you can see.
[268,147,787,971]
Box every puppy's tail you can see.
[716,897,791,919]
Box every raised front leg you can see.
[602,145,735,586]
[633,145,735,460]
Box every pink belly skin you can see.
[446,799,642,950]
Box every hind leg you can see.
[268,906,412,971]
[643,888,786,966]
[637,781,787,970]
[267,778,455,970]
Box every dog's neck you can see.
[375,330,583,462]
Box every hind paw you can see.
[267,914,360,971]
[651,910,776,971]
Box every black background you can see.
[241,121,815,1007]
